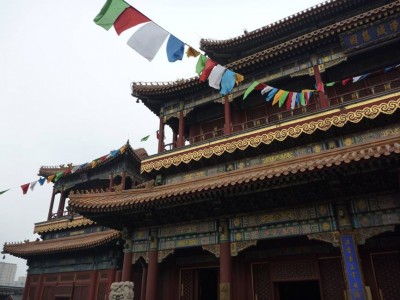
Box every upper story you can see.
[131,0,400,181]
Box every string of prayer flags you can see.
[20,183,30,195]
[94,0,130,30]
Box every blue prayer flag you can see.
[166,35,184,62]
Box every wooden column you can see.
[172,132,178,149]
[145,229,158,300]
[158,116,165,154]
[312,63,329,108]
[219,219,232,300]
[121,240,133,282]
[140,263,148,300]
[121,171,127,191]
[47,188,56,220]
[108,173,114,192]
[178,110,185,148]
[223,96,232,135]
[339,234,366,300]
[56,186,65,217]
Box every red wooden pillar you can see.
[145,229,158,300]
[158,116,165,154]
[219,219,232,300]
[313,64,329,108]
[34,274,44,300]
[224,96,232,135]
[140,264,148,300]
[88,271,97,300]
[178,111,185,148]
[121,171,127,191]
[47,188,56,220]
[172,132,178,149]
[57,186,65,217]
[108,173,114,192]
[122,247,133,281]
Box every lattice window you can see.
[270,261,318,281]
[180,269,194,300]
[252,263,272,300]
[372,252,400,300]
[97,283,107,300]
[319,257,345,300]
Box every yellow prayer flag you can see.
[119,145,127,154]
[47,174,55,183]
[235,73,244,85]
[91,160,98,168]
[186,46,200,58]
[272,90,285,106]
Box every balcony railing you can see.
[184,71,400,146]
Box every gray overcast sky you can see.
[0,0,323,278]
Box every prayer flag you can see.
[243,81,259,100]
[290,92,298,110]
[127,22,169,61]
[114,6,150,35]
[0,189,10,196]
[166,35,184,62]
[342,78,352,86]
[295,92,301,105]
[199,59,217,82]
[38,177,46,186]
[286,92,294,111]
[326,82,335,87]
[54,171,64,182]
[254,83,267,90]
[91,159,99,168]
[208,65,226,89]
[110,150,120,157]
[30,181,38,191]
[21,183,30,195]
[186,46,200,58]
[265,88,278,102]
[299,93,306,106]
[272,90,285,106]
[47,174,55,183]
[141,135,150,142]
[120,145,127,154]
[278,91,289,107]
[220,69,236,96]
[71,166,80,173]
[94,0,130,30]
[63,168,71,176]
[261,86,273,95]
[196,55,207,75]
[235,74,244,85]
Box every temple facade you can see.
[4,0,400,299]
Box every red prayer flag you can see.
[286,92,293,111]
[63,168,71,176]
[254,83,267,90]
[114,7,151,35]
[342,78,352,86]
[21,183,30,195]
[199,59,217,82]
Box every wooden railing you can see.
[185,72,400,146]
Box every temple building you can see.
[3,0,400,299]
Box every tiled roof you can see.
[34,216,94,234]
[200,0,360,50]
[68,134,400,214]
[3,230,120,258]
[39,144,147,177]
[131,1,400,97]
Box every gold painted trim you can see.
[141,94,400,173]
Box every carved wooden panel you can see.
[252,263,272,300]
[270,261,318,281]
[319,257,345,300]
[180,269,194,300]
[372,252,400,300]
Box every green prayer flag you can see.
[195,55,207,75]
[243,81,259,100]
[94,0,130,30]
[141,135,150,142]
[54,171,64,182]
[326,82,335,87]
[0,189,10,196]
[278,91,290,107]
[300,93,306,106]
